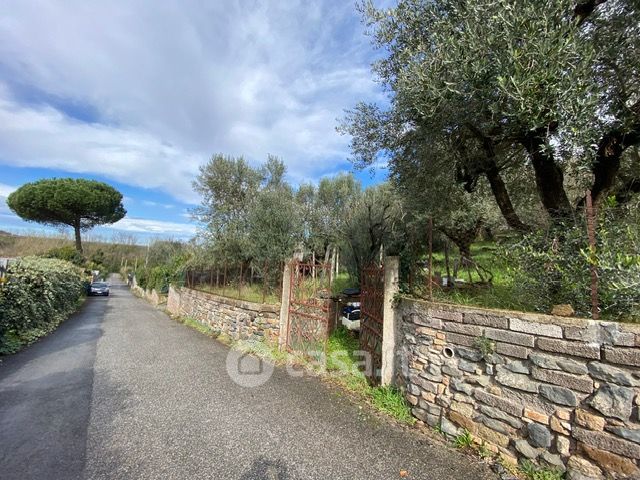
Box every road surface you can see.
[0,276,496,479]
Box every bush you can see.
[44,245,86,265]
[0,256,85,354]
[503,198,640,320]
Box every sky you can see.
[0,0,389,243]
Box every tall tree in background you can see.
[7,178,126,253]
[192,154,263,263]
[340,183,406,279]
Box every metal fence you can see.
[184,261,284,305]
[403,190,635,320]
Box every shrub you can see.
[44,245,86,265]
[503,198,640,320]
[0,256,85,354]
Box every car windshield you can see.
[92,283,108,287]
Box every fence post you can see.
[381,256,400,387]
[586,190,600,320]
[278,261,292,351]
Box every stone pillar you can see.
[278,262,292,351]
[381,256,400,386]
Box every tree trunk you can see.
[520,130,573,220]
[484,163,531,232]
[589,101,640,204]
[74,221,83,253]
[464,123,530,232]
[440,222,481,267]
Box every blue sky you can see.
[0,1,389,242]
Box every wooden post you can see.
[222,263,227,296]
[262,261,267,304]
[586,190,599,320]
[238,263,243,299]
[428,216,433,301]
[444,240,451,288]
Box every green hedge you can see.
[135,264,184,294]
[0,256,85,354]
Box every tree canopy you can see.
[7,178,126,252]
[341,0,640,229]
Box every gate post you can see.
[278,261,292,351]
[381,256,400,386]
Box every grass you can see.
[453,429,474,449]
[331,272,357,295]
[325,327,415,424]
[180,316,220,337]
[415,241,535,313]
[520,460,565,480]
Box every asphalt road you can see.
[0,276,496,480]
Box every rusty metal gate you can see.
[286,261,332,357]
[360,263,384,384]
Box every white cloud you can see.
[105,217,197,236]
[0,1,383,200]
[142,200,175,209]
[0,183,16,198]
[0,183,17,216]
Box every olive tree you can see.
[342,0,640,226]
[7,178,126,252]
[192,154,263,264]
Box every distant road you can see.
[0,276,495,479]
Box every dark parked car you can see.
[89,282,110,296]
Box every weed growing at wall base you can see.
[520,460,564,480]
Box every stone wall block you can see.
[485,328,535,347]
[573,427,640,459]
[463,313,509,329]
[588,362,640,387]
[604,346,640,367]
[495,343,531,359]
[581,443,640,477]
[510,317,563,338]
[408,312,443,329]
[476,414,516,436]
[474,390,523,417]
[575,409,606,431]
[539,385,579,407]
[537,338,601,360]
[527,422,552,448]
[531,366,594,394]
[479,405,523,429]
[588,384,634,421]
[443,332,476,348]
[430,309,463,322]
[529,353,589,375]
[443,322,483,337]
[496,366,539,393]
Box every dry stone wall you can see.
[167,286,280,342]
[397,298,640,479]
